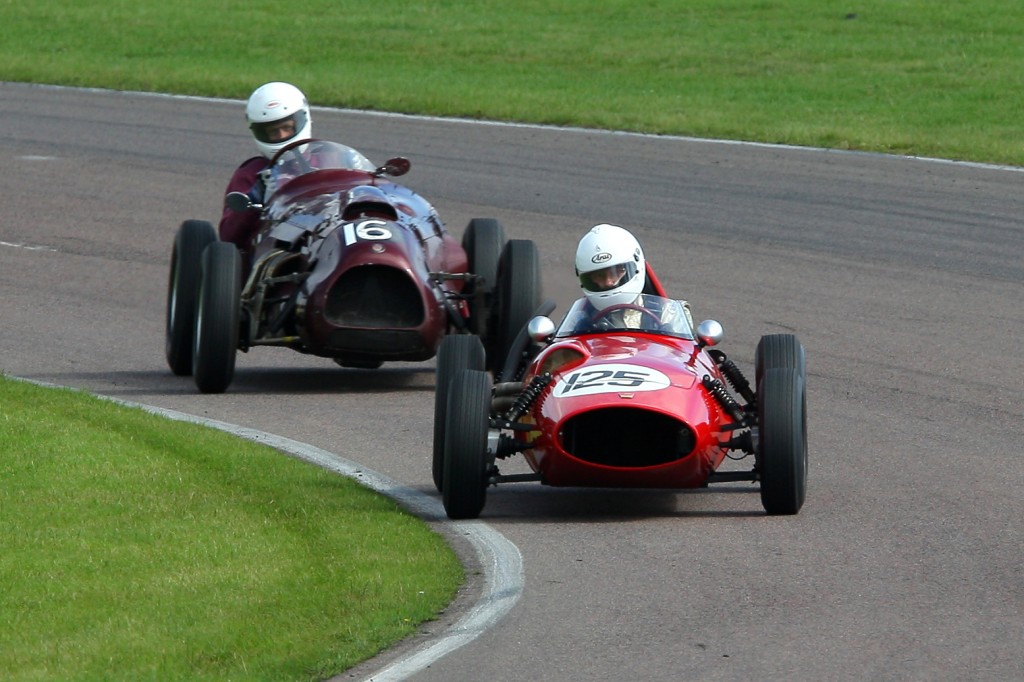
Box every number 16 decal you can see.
[343,219,393,246]
[553,363,670,397]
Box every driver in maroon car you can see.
[574,223,694,331]
[218,81,313,259]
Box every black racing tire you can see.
[490,239,542,377]
[442,369,492,520]
[193,242,241,394]
[165,220,217,375]
[432,334,486,493]
[462,218,506,338]
[755,333,805,389]
[758,367,808,515]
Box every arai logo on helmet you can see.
[265,100,282,110]
[591,252,613,264]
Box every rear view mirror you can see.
[696,320,724,348]
[225,191,255,212]
[528,316,556,342]
[375,157,411,178]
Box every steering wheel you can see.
[591,303,662,327]
[286,147,315,174]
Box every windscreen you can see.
[555,295,694,339]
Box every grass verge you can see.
[1,1,1022,165]
[0,376,462,681]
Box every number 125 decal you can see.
[553,363,670,397]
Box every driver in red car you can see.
[219,81,313,258]
[574,223,694,331]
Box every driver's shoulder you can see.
[232,156,268,179]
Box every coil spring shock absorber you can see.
[504,373,553,423]
[702,375,747,425]
[489,373,554,460]
[708,349,755,407]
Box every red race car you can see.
[166,140,541,393]
[433,267,807,518]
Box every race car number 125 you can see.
[553,363,671,397]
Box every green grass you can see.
[0,376,462,681]
[2,1,1022,164]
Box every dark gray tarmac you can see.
[1,82,1021,681]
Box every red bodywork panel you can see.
[518,330,731,489]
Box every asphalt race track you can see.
[1,83,1021,681]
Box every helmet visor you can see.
[250,111,308,144]
[579,262,637,293]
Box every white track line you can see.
[11,81,1024,174]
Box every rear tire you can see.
[490,239,541,377]
[165,220,217,375]
[758,367,808,515]
[193,242,241,394]
[442,369,492,519]
[432,334,486,493]
[462,218,506,338]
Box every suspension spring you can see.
[505,373,553,423]
[492,382,524,414]
[702,375,747,425]
[708,349,756,406]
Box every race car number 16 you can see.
[553,363,671,397]
[342,219,393,245]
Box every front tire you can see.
[193,242,241,394]
[165,220,217,375]
[758,367,808,515]
[442,369,492,519]
[755,333,805,388]
[432,334,486,493]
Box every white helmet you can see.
[245,82,312,158]
[575,224,646,310]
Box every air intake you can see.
[325,265,424,327]
[560,407,696,467]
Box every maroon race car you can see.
[166,139,541,393]
[433,268,807,519]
